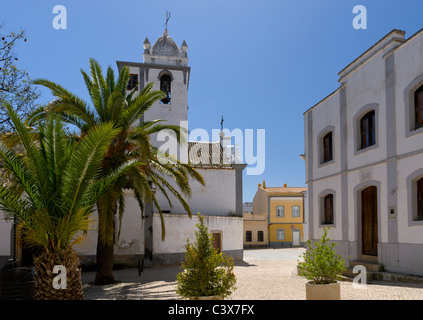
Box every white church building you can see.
[0,27,246,268]
[304,29,423,276]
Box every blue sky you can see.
[2,0,423,202]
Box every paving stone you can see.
[82,248,423,300]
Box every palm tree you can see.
[0,100,140,299]
[30,58,205,284]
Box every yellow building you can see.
[252,181,307,248]
[243,212,268,248]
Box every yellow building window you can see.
[292,205,300,217]
[276,206,284,217]
[276,229,285,240]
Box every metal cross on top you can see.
[221,115,224,131]
[164,11,171,30]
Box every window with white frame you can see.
[292,205,300,217]
[276,229,285,240]
[276,206,284,217]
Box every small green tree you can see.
[176,214,236,299]
[297,227,346,285]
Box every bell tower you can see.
[117,27,190,162]
[141,28,189,127]
[116,25,191,266]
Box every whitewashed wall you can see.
[152,213,243,256]
[73,190,145,260]
[0,212,12,259]
[311,90,342,181]
[153,167,237,216]
[305,29,423,276]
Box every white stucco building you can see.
[77,28,246,267]
[0,27,245,269]
[304,29,423,276]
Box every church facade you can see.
[0,27,245,269]
[304,29,423,276]
[87,28,245,267]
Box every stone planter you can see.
[305,281,340,300]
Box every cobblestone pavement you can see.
[82,248,423,300]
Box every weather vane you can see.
[164,11,171,30]
[220,115,224,131]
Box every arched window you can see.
[322,131,333,163]
[323,194,334,225]
[160,74,171,104]
[414,85,423,129]
[360,110,376,149]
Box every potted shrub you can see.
[176,214,236,300]
[297,227,346,300]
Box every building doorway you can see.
[292,230,300,247]
[212,232,222,253]
[361,186,378,256]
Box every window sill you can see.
[409,220,423,226]
[318,159,334,168]
[406,126,423,138]
[319,223,335,228]
[355,143,378,156]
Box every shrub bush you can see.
[297,227,346,284]
[176,214,236,299]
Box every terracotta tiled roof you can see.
[262,187,307,196]
[188,141,232,168]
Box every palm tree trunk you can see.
[94,194,117,285]
[34,249,84,300]
[94,237,115,285]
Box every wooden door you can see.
[212,233,222,253]
[361,186,378,256]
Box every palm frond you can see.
[0,185,32,221]
[156,174,192,218]
[88,58,109,121]
[25,105,48,127]
[105,91,125,123]
[61,122,120,216]
[106,66,115,94]
[115,65,130,96]
[42,116,68,199]
[1,99,48,206]
[121,84,166,127]
[32,79,96,128]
